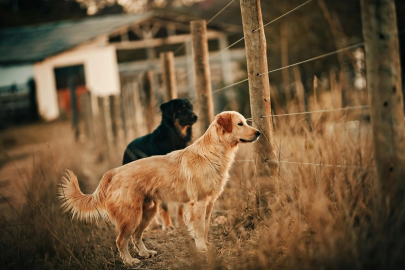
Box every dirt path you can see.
[103,219,231,270]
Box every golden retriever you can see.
[59,111,260,265]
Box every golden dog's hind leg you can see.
[115,208,143,266]
[133,200,158,258]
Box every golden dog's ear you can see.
[217,113,233,133]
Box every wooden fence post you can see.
[109,95,118,144]
[191,20,215,133]
[97,97,111,160]
[142,71,155,133]
[132,79,147,137]
[240,0,278,204]
[113,94,125,145]
[160,52,178,101]
[68,77,79,140]
[121,81,135,143]
[80,91,95,142]
[360,0,405,217]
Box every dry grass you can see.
[1,91,405,269]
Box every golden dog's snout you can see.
[252,130,260,142]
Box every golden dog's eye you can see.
[238,122,243,126]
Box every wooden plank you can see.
[114,31,223,50]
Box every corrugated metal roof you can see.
[0,13,151,64]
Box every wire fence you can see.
[123,1,373,171]
[195,0,370,172]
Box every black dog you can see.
[122,98,198,229]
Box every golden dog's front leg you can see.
[190,200,208,251]
[204,200,215,245]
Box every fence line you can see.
[235,159,371,170]
[244,105,369,120]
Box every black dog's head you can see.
[160,99,198,126]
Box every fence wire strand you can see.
[208,36,245,61]
[173,0,235,56]
[244,105,369,121]
[212,78,249,94]
[236,159,370,170]
[253,0,314,33]
[258,42,365,76]
[207,0,236,24]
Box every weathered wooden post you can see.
[191,20,215,133]
[120,85,129,142]
[240,0,278,206]
[360,0,405,217]
[97,97,111,159]
[142,71,155,133]
[113,94,125,144]
[132,79,147,137]
[80,91,95,142]
[109,95,118,143]
[160,52,178,101]
[68,77,79,140]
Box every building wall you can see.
[0,64,34,87]
[33,45,120,120]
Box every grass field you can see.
[0,100,404,269]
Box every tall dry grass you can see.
[1,84,405,269]
[0,141,123,269]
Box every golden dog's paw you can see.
[196,243,208,253]
[139,249,157,258]
[123,257,141,266]
[148,249,157,257]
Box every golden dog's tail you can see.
[59,170,109,222]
